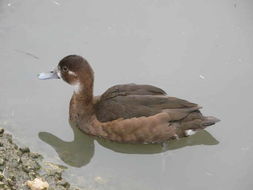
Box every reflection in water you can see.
[39,126,219,168]
[39,127,94,168]
[97,130,219,154]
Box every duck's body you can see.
[39,55,219,144]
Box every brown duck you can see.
[38,55,219,144]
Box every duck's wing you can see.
[100,83,167,100]
[95,84,198,122]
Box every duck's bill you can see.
[38,71,60,80]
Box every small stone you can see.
[17,151,22,157]
[4,186,12,190]
[21,155,41,173]
[0,158,5,166]
[26,178,49,190]
[28,171,37,179]
[54,186,65,190]
[0,173,4,181]
[22,165,31,173]
[57,180,70,188]
[52,171,62,180]
[20,147,30,153]
[7,138,12,144]
[8,174,16,181]
[30,152,42,159]
[0,181,5,188]
[44,162,65,178]
[7,178,15,186]
[0,128,4,134]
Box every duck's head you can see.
[38,55,94,93]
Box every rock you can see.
[8,174,16,181]
[43,162,66,177]
[13,144,18,149]
[8,157,20,168]
[30,153,42,159]
[6,178,15,186]
[0,128,4,134]
[57,179,70,188]
[0,181,4,188]
[7,137,12,144]
[0,158,5,166]
[21,154,41,172]
[20,147,30,153]
[0,129,79,189]
[0,173,4,181]
[26,178,49,190]
[28,171,37,179]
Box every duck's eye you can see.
[62,66,68,72]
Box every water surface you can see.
[1,0,253,189]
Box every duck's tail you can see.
[180,115,220,137]
[201,116,220,127]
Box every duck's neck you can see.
[69,80,95,126]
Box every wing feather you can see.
[95,84,198,122]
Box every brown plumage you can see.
[38,55,220,144]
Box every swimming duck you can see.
[38,55,219,144]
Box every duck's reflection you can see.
[39,127,94,168]
[39,126,219,168]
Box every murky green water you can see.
[1,0,253,189]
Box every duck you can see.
[38,55,220,144]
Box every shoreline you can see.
[0,128,80,190]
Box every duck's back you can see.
[95,84,199,122]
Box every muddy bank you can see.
[0,128,81,190]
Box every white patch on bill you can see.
[185,129,196,136]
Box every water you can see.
[1,0,253,189]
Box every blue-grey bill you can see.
[38,71,60,80]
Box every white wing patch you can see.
[185,129,196,136]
